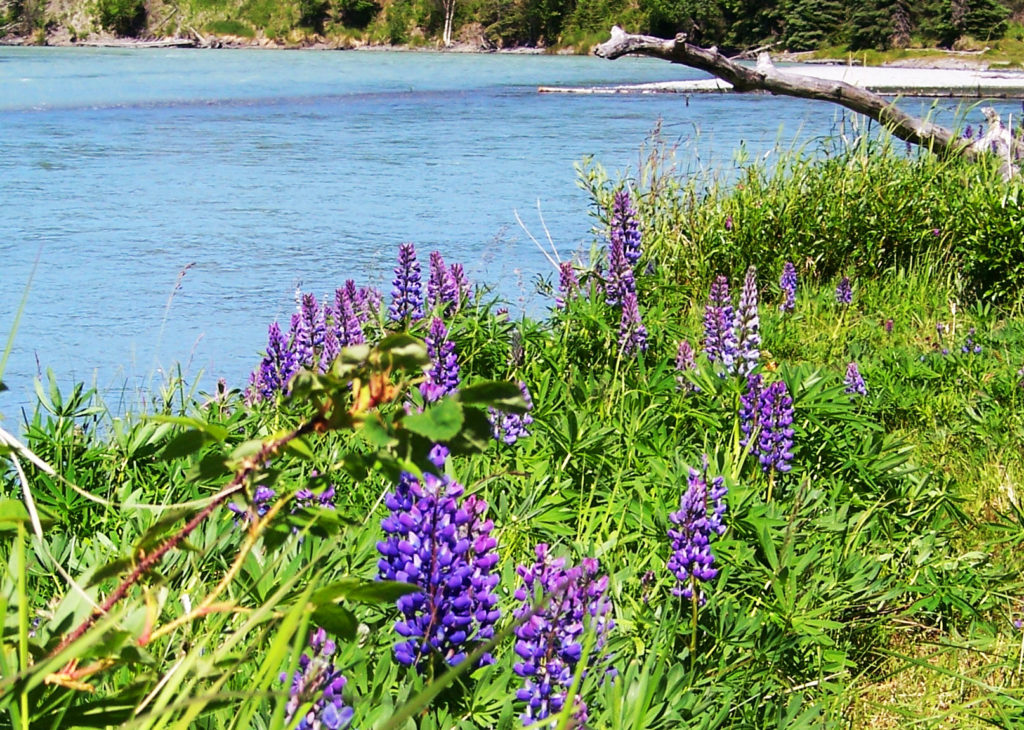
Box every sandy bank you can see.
[540,64,1024,98]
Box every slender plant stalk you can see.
[48,418,321,660]
[689,576,699,672]
[17,521,28,730]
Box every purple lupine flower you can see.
[675,339,699,392]
[448,263,472,306]
[667,459,728,605]
[334,287,365,347]
[618,289,648,356]
[228,484,277,523]
[724,214,733,231]
[291,293,326,370]
[756,380,795,473]
[704,275,738,375]
[884,318,894,334]
[964,124,973,139]
[358,284,383,321]
[779,261,797,313]
[321,326,340,373]
[961,327,982,355]
[427,251,460,315]
[388,243,424,323]
[604,223,636,308]
[844,362,867,397]
[294,472,337,512]
[835,276,852,306]
[420,317,460,402]
[247,322,299,403]
[556,261,579,309]
[735,265,760,375]
[489,382,534,445]
[512,545,614,728]
[376,446,501,671]
[739,373,763,452]
[611,190,642,266]
[282,627,354,730]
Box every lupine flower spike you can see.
[246,322,299,403]
[604,222,636,308]
[618,289,648,356]
[667,459,728,605]
[427,251,459,315]
[420,317,460,402]
[388,243,424,324]
[735,265,760,375]
[611,189,642,266]
[844,362,867,397]
[675,339,699,392]
[740,374,795,498]
[282,627,354,730]
[490,382,534,445]
[704,275,738,375]
[556,260,579,308]
[377,445,501,671]
[512,544,614,728]
[779,261,797,313]
[835,276,852,306]
[334,287,365,347]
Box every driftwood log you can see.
[595,25,1021,179]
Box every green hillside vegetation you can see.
[4,0,1024,54]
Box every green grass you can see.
[1,139,1023,728]
[205,19,257,38]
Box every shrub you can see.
[96,0,146,36]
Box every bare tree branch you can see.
[594,25,1021,178]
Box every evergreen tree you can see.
[780,0,846,50]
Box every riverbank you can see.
[540,62,1024,98]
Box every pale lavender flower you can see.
[675,339,699,392]
[556,261,579,309]
[605,225,636,308]
[667,459,728,605]
[292,293,326,370]
[427,251,459,314]
[448,263,472,306]
[735,265,760,375]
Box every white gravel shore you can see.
[540,64,1024,98]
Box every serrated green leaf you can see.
[402,398,463,441]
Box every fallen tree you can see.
[594,26,1022,180]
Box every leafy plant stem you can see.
[17,521,28,730]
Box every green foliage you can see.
[2,137,1024,727]
[95,0,146,37]
[205,19,257,37]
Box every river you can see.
[0,47,1011,415]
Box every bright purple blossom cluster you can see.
[420,317,461,403]
[611,190,643,266]
[388,243,424,323]
[489,382,534,445]
[703,275,738,374]
[512,544,614,728]
[376,446,501,671]
[835,276,853,306]
[961,327,982,355]
[282,627,354,730]
[740,374,795,474]
[228,484,278,523]
[667,460,728,605]
[247,284,378,403]
[779,261,797,313]
[604,225,636,308]
[735,266,760,375]
[428,251,461,315]
[844,362,867,397]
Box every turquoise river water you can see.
[0,47,1012,413]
